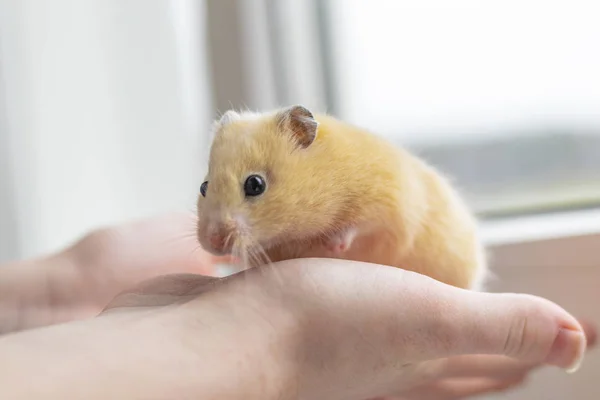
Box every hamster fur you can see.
[196,105,487,290]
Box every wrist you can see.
[0,304,206,398]
[177,287,301,399]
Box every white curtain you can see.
[0,0,213,261]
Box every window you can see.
[207,0,600,220]
[320,0,600,218]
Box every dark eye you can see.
[200,181,208,197]
[243,174,266,197]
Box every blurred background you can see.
[1,0,600,259]
[0,1,598,398]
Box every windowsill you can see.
[480,207,600,247]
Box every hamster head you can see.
[196,105,330,257]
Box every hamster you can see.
[196,105,487,290]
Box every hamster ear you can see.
[218,109,240,126]
[277,105,318,148]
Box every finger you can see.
[124,273,220,296]
[103,274,220,311]
[399,376,526,400]
[436,317,596,380]
[380,271,587,372]
[579,318,597,347]
[455,291,586,372]
[210,254,239,266]
[434,355,532,380]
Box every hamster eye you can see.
[243,174,266,197]
[200,181,208,197]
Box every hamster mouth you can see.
[198,228,234,256]
[202,230,267,258]
[202,240,233,257]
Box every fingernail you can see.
[545,328,587,373]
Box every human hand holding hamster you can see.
[0,214,594,399]
[197,105,486,290]
[0,212,232,334]
[99,259,590,400]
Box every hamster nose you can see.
[209,233,226,250]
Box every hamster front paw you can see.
[325,228,357,254]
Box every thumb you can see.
[298,261,587,373]
[439,289,586,373]
[253,259,587,376]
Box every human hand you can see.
[103,258,595,400]
[0,212,233,333]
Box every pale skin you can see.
[0,213,596,400]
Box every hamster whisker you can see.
[239,235,263,266]
[254,242,274,267]
[244,236,284,287]
[233,239,251,272]
[247,251,262,271]
[185,244,203,266]
[161,232,200,246]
